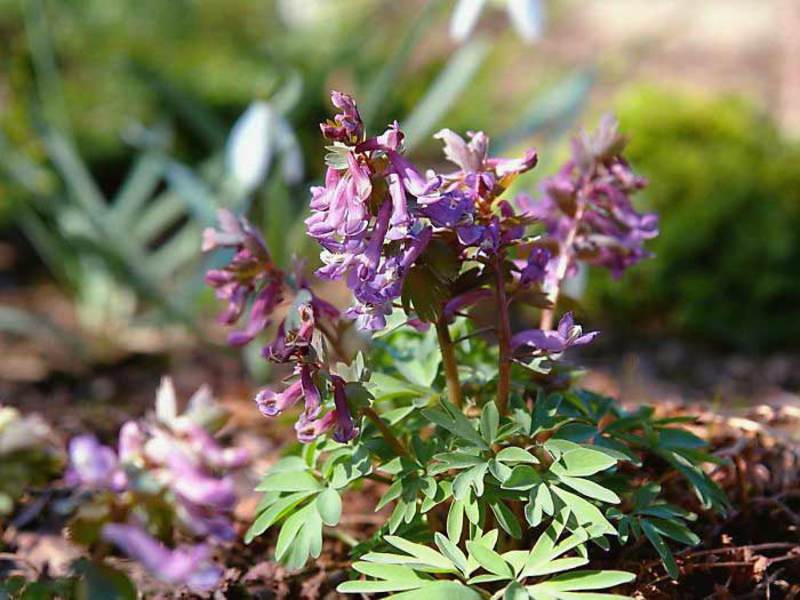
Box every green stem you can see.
[540,204,585,330]
[493,254,513,415]
[362,406,409,458]
[435,317,463,409]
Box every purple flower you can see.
[518,246,552,287]
[307,92,436,331]
[527,115,658,282]
[320,90,364,144]
[330,376,358,443]
[255,379,303,418]
[168,454,237,510]
[511,312,598,353]
[292,376,358,444]
[203,209,284,346]
[66,436,125,491]
[174,422,250,470]
[101,524,222,592]
[118,421,144,463]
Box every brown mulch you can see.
[2,361,800,599]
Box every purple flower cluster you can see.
[66,379,248,592]
[307,93,435,330]
[525,114,658,281]
[204,208,361,445]
[203,210,283,346]
[306,92,539,329]
[421,129,537,256]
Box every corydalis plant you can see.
[205,92,725,598]
[65,378,249,593]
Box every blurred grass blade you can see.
[22,0,71,135]
[132,192,186,244]
[147,224,202,279]
[402,38,490,150]
[44,131,107,217]
[164,161,219,225]
[495,68,595,151]
[361,0,442,129]
[110,151,166,225]
[133,63,227,148]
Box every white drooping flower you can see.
[450,0,545,44]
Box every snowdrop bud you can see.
[226,101,274,194]
[450,0,488,42]
[507,0,545,43]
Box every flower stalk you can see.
[362,406,409,458]
[493,253,513,415]
[435,317,463,409]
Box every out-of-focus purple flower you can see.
[168,454,236,510]
[295,410,336,444]
[174,422,250,470]
[118,421,144,463]
[203,209,284,346]
[443,289,492,323]
[67,436,125,491]
[292,376,358,445]
[511,312,598,353]
[527,115,658,284]
[320,90,364,144]
[518,246,552,287]
[102,524,222,592]
[263,303,316,363]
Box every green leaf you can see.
[316,488,342,526]
[550,487,616,535]
[423,400,489,449]
[480,402,499,443]
[647,517,700,546]
[386,581,483,599]
[255,471,322,493]
[559,448,617,477]
[502,465,541,491]
[466,541,513,578]
[491,501,522,539]
[245,490,316,543]
[557,476,620,504]
[504,581,530,600]
[641,519,679,579]
[385,536,457,572]
[531,569,634,591]
[435,532,469,575]
[496,447,540,464]
[447,499,465,542]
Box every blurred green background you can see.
[0,0,797,382]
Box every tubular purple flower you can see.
[331,376,358,443]
[511,312,598,353]
[101,524,222,592]
[320,90,364,143]
[255,379,303,418]
[295,410,336,444]
[300,364,322,419]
